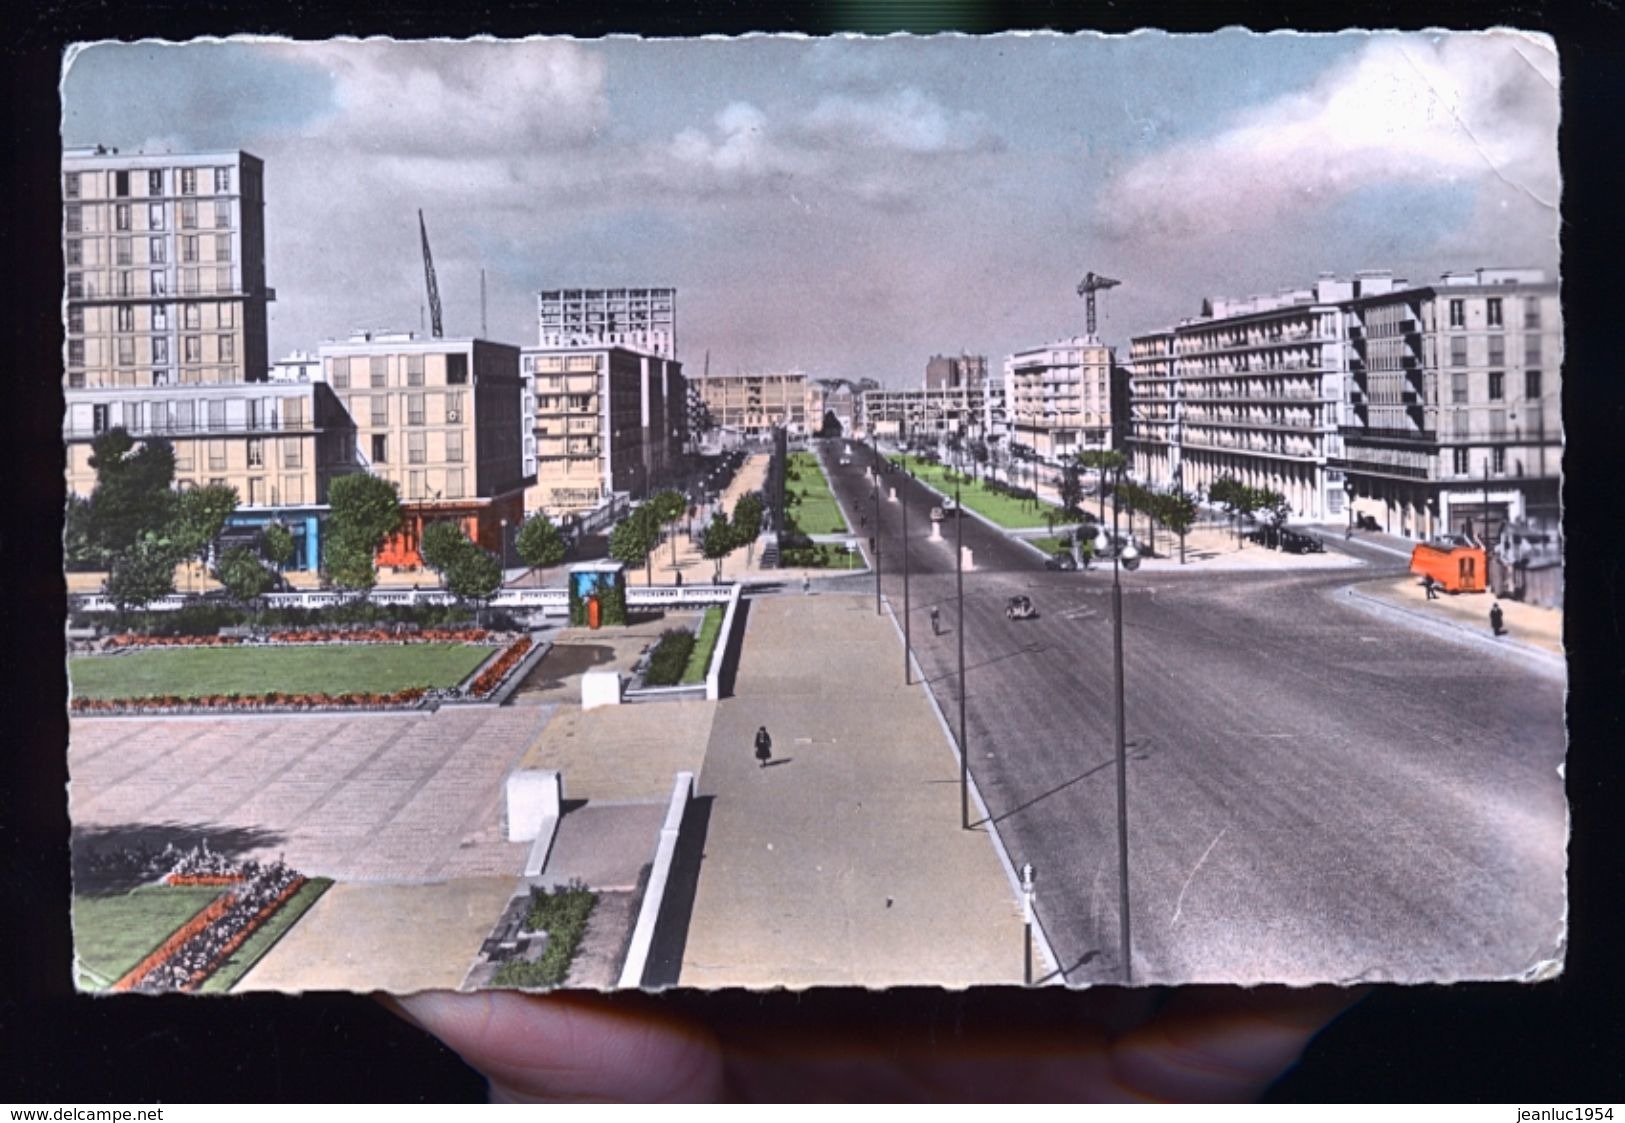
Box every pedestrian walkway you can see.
[679,593,1027,988]
[1356,573,1563,658]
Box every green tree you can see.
[699,513,739,582]
[818,410,844,438]
[64,495,105,572]
[214,545,277,606]
[325,473,402,591]
[515,514,567,573]
[419,520,468,577]
[325,536,378,592]
[1209,475,1249,547]
[650,488,686,568]
[1257,488,1291,530]
[261,522,297,571]
[732,492,765,565]
[106,532,180,614]
[1059,462,1084,516]
[170,483,239,586]
[1160,489,1199,565]
[609,507,660,586]
[445,542,503,604]
[84,429,179,559]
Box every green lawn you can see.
[74,885,223,989]
[1028,536,1070,556]
[69,642,496,700]
[680,605,725,684]
[781,542,861,569]
[199,877,333,994]
[785,451,849,535]
[895,457,1085,531]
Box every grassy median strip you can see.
[681,605,724,684]
[199,877,334,994]
[68,643,495,701]
[491,886,598,990]
[895,456,1083,530]
[73,885,225,990]
[786,451,848,535]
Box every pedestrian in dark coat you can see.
[1489,602,1505,636]
[754,726,773,768]
[1423,575,1439,600]
[929,605,941,635]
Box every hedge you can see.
[490,885,598,990]
[643,628,697,686]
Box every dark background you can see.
[4,1,1620,1103]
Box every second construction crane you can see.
[1076,271,1120,339]
[419,209,444,339]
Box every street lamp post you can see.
[1021,862,1037,986]
[902,465,912,686]
[872,456,883,617]
[1094,471,1140,985]
[499,518,510,571]
[1343,478,1356,538]
[956,479,970,831]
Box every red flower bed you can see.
[469,637,534,698]
[165,874,244,887]
[113,895,234,993]
[105,628,490,649]
[71,685,430,714]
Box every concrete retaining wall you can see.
[705,584,744,702]
[616,771,695,989]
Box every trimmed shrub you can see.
[490,885,598,990]
[643,628,697,685]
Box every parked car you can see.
[1279,529,1325,554]
[1005,595,1037,620]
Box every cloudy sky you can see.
[62,31,1559,385]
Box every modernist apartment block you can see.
[63,382,354,570]
[1337,268,1561,540]
[862,384,988,443]
[63,146,272,390]
[1003,336,1114,461]
[538,287,676,358]
[520,345,687,518]
[695,372,811,438]
[319,333,526,567]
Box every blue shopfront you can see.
[221,507,326,571]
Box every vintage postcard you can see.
[61,31,1564,994]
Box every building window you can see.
[148,169,163,195]
[116,305,134,332]
[406,353,424,386]
[370,356,388,387]
[181,268,198,295]
[371,434,388,464]
[284,398,303,428]
[219,302,234,329]
[1492,446,1506,474]
[68,306,83,334]
[66,273,83,299]
[1525,369,1542,400]
[184,336,202,364]
[1448,299,1464,327]
[152,337,169,363]
[1453,447,1469,474]
[446,468,464,499]
[208,440,227,470]
[113,203,130,231]
[181,168,197,195]
[152,304,167,330]
[64,172,80,199]
[180,235,198,263]
[371,396,388,427]
[407,393,425,425]
[220,335,235,363]
[446,353,468,385]
[1487,335,1504,366]
[1489,408,1507,439]
[407,431,426,464]
[331,357,350,389]
[117,271,134,298]
[1487,298,1503,327]
[1453,412,1470,440]
[283,440,303,469]
[179,199,197,229]
[445,430,463,463]
[213,200,230,228]
[408,470,425,500]
[1524,300,1542,329]
[1488,371,1504,401]
[66,239,82,266]
[1450,337,1467,367]
[247,438,264,468]
[149,236,166,264]
[113,170,129,197]
[114,237,131,266]
[216,267,232,294]
[285,476,304,505]
[68,339,85,366]
[92,404,108,433]
[245,477,263,506]
[181,303,199,330]
[214,167,231,193]
[207,400,226,429]
[215,234,232,262]
[117,336,135,365]
[172,440,191,468]
[149,203,164,230]
[445,391,463,422]
[151,270,167,296]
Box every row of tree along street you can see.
[606,488,764,584]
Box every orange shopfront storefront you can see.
[376,493,526,571]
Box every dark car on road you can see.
[1044,553,1077,571]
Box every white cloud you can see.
[801,87,997,154]
[1096,32,1559,245]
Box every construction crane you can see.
[419,209,443,339]
[1076,271,1121,339]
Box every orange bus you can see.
[1409,540,1487,594]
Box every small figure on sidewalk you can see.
[1423,574,1439,600]
[1489,602,1505,637]
[754,725,773,768]
[674,570,683,588]
[929,605,941,635]
[801,573,811,595]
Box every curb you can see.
[1342,584,1565,677]
[878,594,1064,986]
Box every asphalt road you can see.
[817,441,1567,986]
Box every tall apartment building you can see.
[64,147,273,389]
[270,350,322,383]
[1338,268,1561,540]
[695,372,810,437]
[924,353,988,390]
[318,333,526,566]
[862,384,987,443]
[1003,336,1113,461]
[520,345,687,517]
[537,287,676,358]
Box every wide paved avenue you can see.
[822,445,1566,986]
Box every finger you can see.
[388,990,726,1103]
[1105,985,1367,1102]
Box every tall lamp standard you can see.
[902,463,912,686]
[872,452,883,617]
[1343,477,1356,537]
[499,517,510,572]
[956,478,970,831]
[1093,472,1140,985]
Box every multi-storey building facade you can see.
[318,333,526,566]
[1338,268,1561,540]
[1125,329,1179,487]
[861,384,987,443]
[520,345,687,517]
[806,379,862,437]
[63,147,273,390]
[924,353,989,391]
[537,287,676,358]
[270,350,321,383]
[1003,336,1113,461]
[695,372,810,438]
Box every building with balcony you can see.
[520,344,687,518]
[1338,268,1561,541]
[318,333,527,568]
[537,287,676,358]
[1003,336,1113,461]
[861,384,987,444]
[694,372,810,438]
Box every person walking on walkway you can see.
[1489,602,1505,637]
[929,605,941,636]
[801,573,811,595]
[1423,574,1438,600]
[754,725,773,768]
